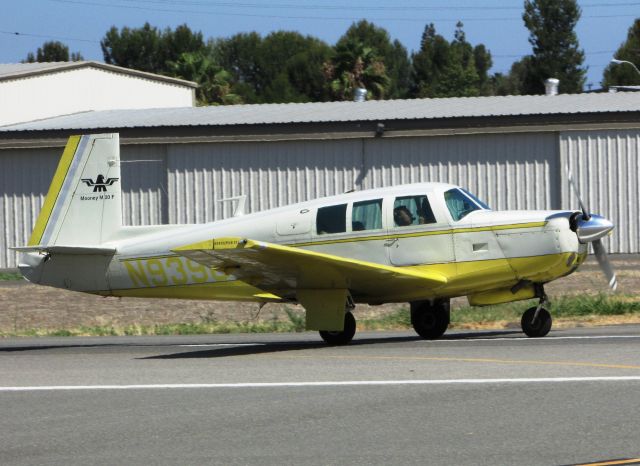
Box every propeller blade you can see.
[592,239,618,291]
[566,167,590,220]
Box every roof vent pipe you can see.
[354,87,367,102]
[545,78,559,96]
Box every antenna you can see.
[217,195,248,217]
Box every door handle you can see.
[384,238,399,247]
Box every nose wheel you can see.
[521,290,552,338]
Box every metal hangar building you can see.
[0,92,639,268]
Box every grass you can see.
[0,272,22,281]
[1,294,639,338]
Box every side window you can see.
[393,195,436,227]
[352,199,382,231]
[316,204,347,234]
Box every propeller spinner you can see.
[566,168,618,291]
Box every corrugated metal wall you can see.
[362,133,559,211]
[120,145,166,226]
[560,129,640,253]
[0,148,57,269]
[167,140,362,223]
[165,133,559,225]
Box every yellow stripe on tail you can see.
[28,136,81,246]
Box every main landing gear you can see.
[521,288,552,338]
[319,312,356,345]
[410,299,450,339]
[319,296,357,345]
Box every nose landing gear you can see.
[521,288,552,338]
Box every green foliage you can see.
[0,272,22,281]
[327,20,410,100]
[551,294,640,317]
[101,23,205,74]
[214,31,332,104]
[520,0,586,94]
[167,51,241,105]
[602,18,640,88]
[284,308,306,332]
[323,21,405,100]
[24,41,84,63]
[491,56,533,96]
[411,22,492,98]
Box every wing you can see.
[171,237,447,302]
[105,178,120,185]
[81,178,94,186]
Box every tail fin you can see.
[28,133,122,247]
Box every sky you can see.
[1,0,639,90]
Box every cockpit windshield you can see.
[444,188,490,221]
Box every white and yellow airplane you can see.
[13,134,617,344]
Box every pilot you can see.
[393,206,414,226]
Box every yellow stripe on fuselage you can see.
[28,136,81,246]
[292,221,546,247]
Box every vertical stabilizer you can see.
[29,133,122,247]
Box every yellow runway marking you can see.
[275,354,640,371]
[574,459,640,466]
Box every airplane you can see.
[12,133,617,344]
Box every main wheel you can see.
[410,300,450,340]
[521,307,552,338]
[319,312,356,345]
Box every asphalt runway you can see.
[1,326,640,466]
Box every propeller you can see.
[566,168,618,291]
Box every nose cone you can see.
[575,214,614,243]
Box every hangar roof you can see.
[1,91,639,133]
[0,61,198,88]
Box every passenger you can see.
[393,206,414,227]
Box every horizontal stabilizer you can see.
[11,245,116,255]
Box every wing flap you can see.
[172,237,447,299]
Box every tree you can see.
[411,22,492,98]
[213,31,332,103]
[101,23,205,74]
[324,37,390,100]
[24,41,83,62]
[167,51,241,105]
[329,20,409,99]
[490,57,532,95]
[258,32,332,103]
[520,0,586,94]
[602,18,640,88]
[212,33,262,103]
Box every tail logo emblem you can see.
[81,175,119,192]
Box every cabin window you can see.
[444,188,482,221]
[316,204,347,234]
[461,188,491,210]
[393,195,436,227]
[352,199,382,231]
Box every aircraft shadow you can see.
[0,329,523,355]
[140,329,523,360]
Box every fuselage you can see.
[20,182,589,306]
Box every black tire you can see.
[521,307,552,338]
[319,312,356,345]
[410,300,450,340]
